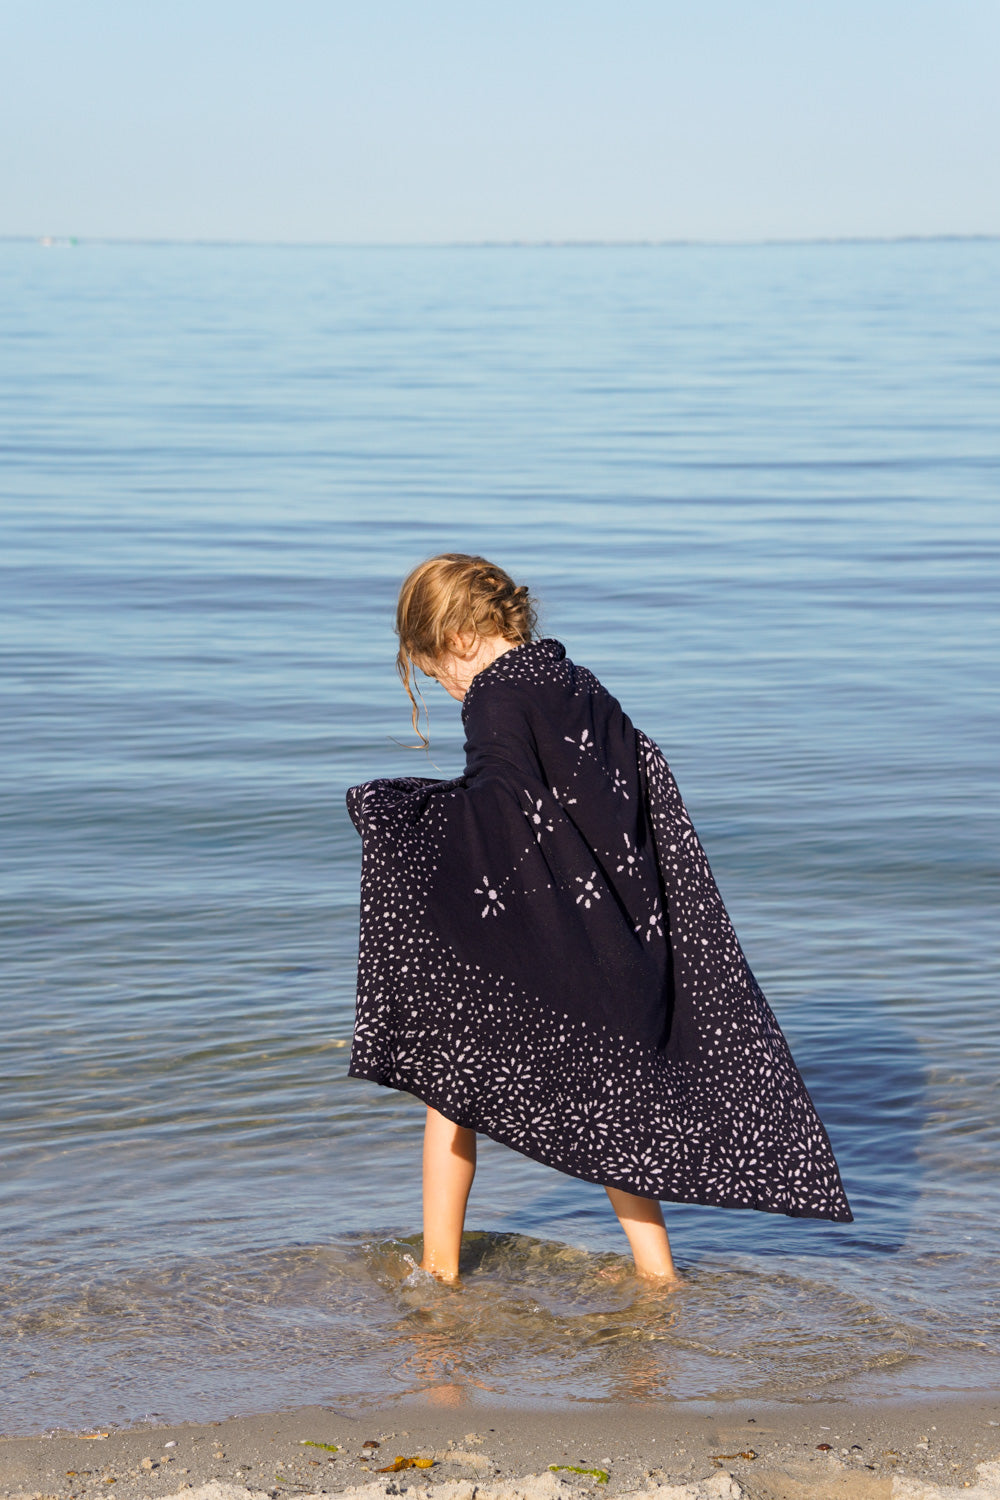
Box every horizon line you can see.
[4,231,999,251]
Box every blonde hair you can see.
[396,553,538,744]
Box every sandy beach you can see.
[3,1396,1000,1500]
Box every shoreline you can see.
[4,1394,1000,1500]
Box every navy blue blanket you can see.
[348,638,851,1222]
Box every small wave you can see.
[0,1230,926,1433]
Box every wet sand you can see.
[3,1396,1000,1500]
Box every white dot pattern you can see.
[347,639,852,1223]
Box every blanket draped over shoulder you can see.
[347,638,852,1222]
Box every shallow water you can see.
[1,238,998,1432]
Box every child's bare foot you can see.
[418,1259,461,1285]
[597,1261,681,1286]
[636,1265,682,1286]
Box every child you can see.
[347,554,851,1283]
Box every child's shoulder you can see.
[463,640,622,744]
[463,639,572,716]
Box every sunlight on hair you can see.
[395,554,537,747]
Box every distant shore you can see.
[3,1394,1000,1500]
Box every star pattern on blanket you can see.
[346,639,852,1224]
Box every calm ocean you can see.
[1,239,998,1433]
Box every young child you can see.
[347,554,851,1283]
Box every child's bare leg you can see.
[420,1105,477,1281]
[605,1185,679,1281]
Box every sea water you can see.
[1,239,998,1433]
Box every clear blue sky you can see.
[3,0,998,242]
